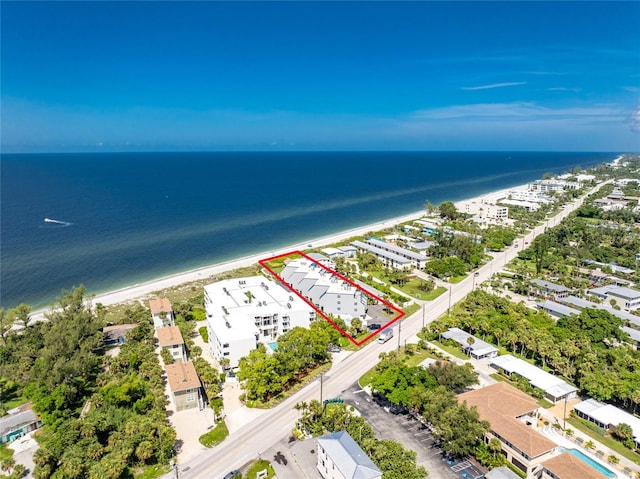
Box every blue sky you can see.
[2,1,639,152]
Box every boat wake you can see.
[43,217,72,227]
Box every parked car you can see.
[327,343,341,353]
[223,470,241,479]
[367,323,382,331]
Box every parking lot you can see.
[341,383,461,479]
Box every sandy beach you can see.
[29,183,526,320]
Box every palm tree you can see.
[466,336,475,356]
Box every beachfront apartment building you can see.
[459,383,557,477]
[350,240,413,270]
[528,179,580,193]
[462,202,509,221]
[586,285,640,311]
[156,325,187,362]
[149,297,175,329]
[530,279,572,301]
[204,276,315,369]
[498,198,541,212]
[281,258,367,322]
[363,238,428,269]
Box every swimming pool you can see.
[558,447,617,478]
[267,342,278,351]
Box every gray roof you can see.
[410,240,435,250]
[441,327,498,356]
[317,431,381,479]
[307,253,330,262]
[591,285,640,300]
[559,295,640,328]
[537,300,580,318]
[365,238,428,261]
[485,466,522,479]
[353,279,385,299]
[0,409,39,437]
[351,241,412,265]
[622,326,640,343]
[530,279,570,293]
[338,245,357,252]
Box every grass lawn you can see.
[199,420,229,447]
[0,443,14,461]
[429,340,469,360]
[402,303,421,317]
[566,417,640,466]
[422,286,447,301]
[135,464,171,479]
[244,459,277,479]
[263,254,302,274]
[449,275,467,284]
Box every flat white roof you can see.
[350,240,412,264]
[574,398,640,444]
[365,238,428,261]
[204,276,314,342]
[322,247,343,256]
[491,354,577,398]
[283,259,360,296]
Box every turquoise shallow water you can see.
[0,151,615,308]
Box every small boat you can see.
[44,218,68,225]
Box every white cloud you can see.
[461,82,527,91]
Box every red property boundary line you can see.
[258,251,405,347]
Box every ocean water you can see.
[0,151,615,309]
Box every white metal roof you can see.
[574,399,640,444]
[491,355,577,398]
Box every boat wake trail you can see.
[43,217,72,227]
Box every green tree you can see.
[439,201,459,220]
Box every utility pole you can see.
[448,286,453,314]
[397,319,401,352]
[421,305,425,329]
[563,395,568,431]
[320,373,323,406]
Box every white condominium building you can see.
[204,276,316,369]
[281,258,367,322]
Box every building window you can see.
[223,352,230,356]
[186,394,195,402]
[223,343,229,348]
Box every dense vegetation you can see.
[427,290,640,414]
[0,287,177,478]
[295,401,428,479]
[237,320,342,404]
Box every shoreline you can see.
[30,183,527,321]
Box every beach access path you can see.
[170,181,606,479]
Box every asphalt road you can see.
[176,183,603,479]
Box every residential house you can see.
[439,327,498,359]
[0,404,42,444]
[530,279,571,301]
[559,295,640,329]
[574,399,640,449]
[204,276,315,369]
[165,361,202,411]
[338,245,357,258]
[586,285,640,311]
[622,326,640,349]
[490,355,577,403]
[537,301,580,320]
[149,297,174,329]
[322,247,346,259]
[316,431,382,479]
[103,323,138,346]
[156,325,187,362]
[307,253,334,268]
[458,383,557,477]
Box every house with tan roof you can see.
[541,452,609,479]
[165,361,202,411]
[149,297,174,329]
[458,382,556,477]
[156,325,186,362]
